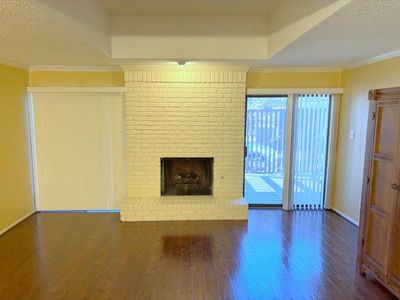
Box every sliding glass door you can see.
[291,95,331,209]
[244,96,287,205]
[244,93,334,209]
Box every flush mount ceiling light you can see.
[177,60,186,66]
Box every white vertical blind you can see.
[291,94,331,209]
[30,92,124,210]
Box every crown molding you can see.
[343,49,400,70]
[248,66,342,73]
[0,58,28,70]
[29,65,123,72]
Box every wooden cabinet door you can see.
[389,194,400,290]
[363,101,400,276]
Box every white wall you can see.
[111,15,268,60]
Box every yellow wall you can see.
[30,70,341,89]
[0,64,34,233]
[29,71,124,87]
[332,56,400,223]
[247,71,341,88]
[13,63,400,225]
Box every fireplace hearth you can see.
[161,158,213,196]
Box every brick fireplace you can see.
[120,65,249,221]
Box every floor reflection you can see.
[162,235,214,259]
[0,210,396,299]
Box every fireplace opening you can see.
[161,158,213,196]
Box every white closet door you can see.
[31,92,123,210]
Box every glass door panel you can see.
[245,96,287,205]
[291,94,331,209]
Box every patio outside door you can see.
[244,96,288,205]
[244,94,333,208]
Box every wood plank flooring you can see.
[0,209,396,300]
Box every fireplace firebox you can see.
[161,158,213,196]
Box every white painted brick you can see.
[121,67,249,221]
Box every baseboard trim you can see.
[331,207,359,227]
[249,204,283,208]
[0,211,36,236]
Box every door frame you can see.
[243,94,294,209]
[245,88,342,210]
[243,95,289,208]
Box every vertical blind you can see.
[291,94,331,210]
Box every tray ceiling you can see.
[0,0,399,69]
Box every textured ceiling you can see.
[99,0,278,16]
[0,0,111,66]
[1,0,400,68]
[265,0,400,67]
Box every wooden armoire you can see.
[358,87,400,298]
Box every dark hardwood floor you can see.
[0,209,396,300]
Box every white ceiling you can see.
[0,0,110,66]
[266,0,400,67]
[1,0,400,69]
[99,0,278,16]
